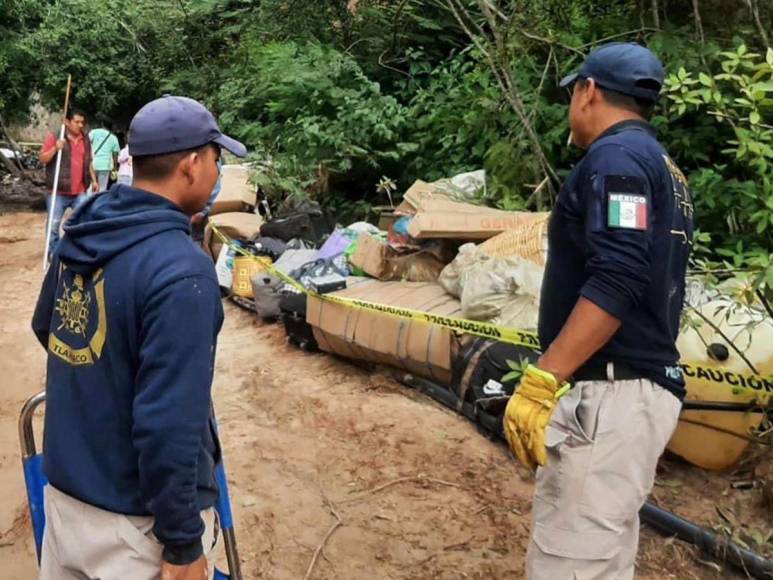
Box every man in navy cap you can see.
[32,95,247,580]
[503,43,694,579]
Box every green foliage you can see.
[402,49,502,182]
[3,0,771,302]
[662,43,773,287]
[29,0,162,126]
[0,0,42,122]
[216,41,416,204]
[502,357,530,384]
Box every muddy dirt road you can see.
[0,212,766,579]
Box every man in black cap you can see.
[503,43,694,578]
[32,95,247,580]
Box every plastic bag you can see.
[438,243,489,297]
[345,221,381,236]
[460,256,543,330]
[291,258,349,290]
[316,230,353,260]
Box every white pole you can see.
[42,74,72,270]
[42,123,67,269]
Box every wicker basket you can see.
[478,212,550,265]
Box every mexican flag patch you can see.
[608,193,648,230]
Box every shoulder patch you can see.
[604,175,648,231]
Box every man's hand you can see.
[161,555,208,580]
[503,365,570,469]
[190,212,205,226]
[55,139,66,151]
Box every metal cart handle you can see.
[18,392,242,580]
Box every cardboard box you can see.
[210,165,258,215]
[396,179,452,213]
[307,280,462,383]
[350,233,447,282]
[407,198,537,240]
[349,234,388,278]
[204,212,264,260]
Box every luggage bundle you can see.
[204,171,773,474]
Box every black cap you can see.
[128,95,247,157]
[560,42,664,102]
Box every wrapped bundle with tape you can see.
[478,212,550,266]
[669,298,773,470]
[307,280,463,384]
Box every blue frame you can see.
[20,393,241,579]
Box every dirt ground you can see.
[0,211,769,579]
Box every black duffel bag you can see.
[260,200,333,244]
[452,338,540,418]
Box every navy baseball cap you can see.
[128,95,247,157]
[560,42,664,102]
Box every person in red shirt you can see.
[39,109,99,255]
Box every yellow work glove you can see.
[503,364,571,469]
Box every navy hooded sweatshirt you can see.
[32,184,224,565]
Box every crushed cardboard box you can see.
[349,233,446,283]
[397,179,537,240]
[307,280,462,383]
[204,212,264,260]
[210,165,258,215]
[395,180,453,213]
[349,234,388,278]
[407,198,537,240]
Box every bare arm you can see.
[537,297,621,384]
[90,164,99,191]
[39,140,64,165]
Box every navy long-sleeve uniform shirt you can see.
[539,120,694,398]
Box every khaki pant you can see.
[40,485,219,580]
[526,378,681,580]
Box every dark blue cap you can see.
[128,95,247,157]
[560,42,664,102]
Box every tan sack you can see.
[460,256,543,330]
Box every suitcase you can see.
[279,292,319,351]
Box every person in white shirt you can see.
[117,145,132,185]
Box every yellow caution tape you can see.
[208,224,773,398]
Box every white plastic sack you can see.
[432,169,486,201]
[345,221,381,236]
[460,256,544,331]
[438,243,489,297]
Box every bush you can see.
[216,41,416,205]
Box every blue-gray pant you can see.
[45,193,87,255]
[95,171,110,191]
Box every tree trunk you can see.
[445,0,559,198]
[651,0,660,28]
[747,0,770,48]
[692,0,705,44]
